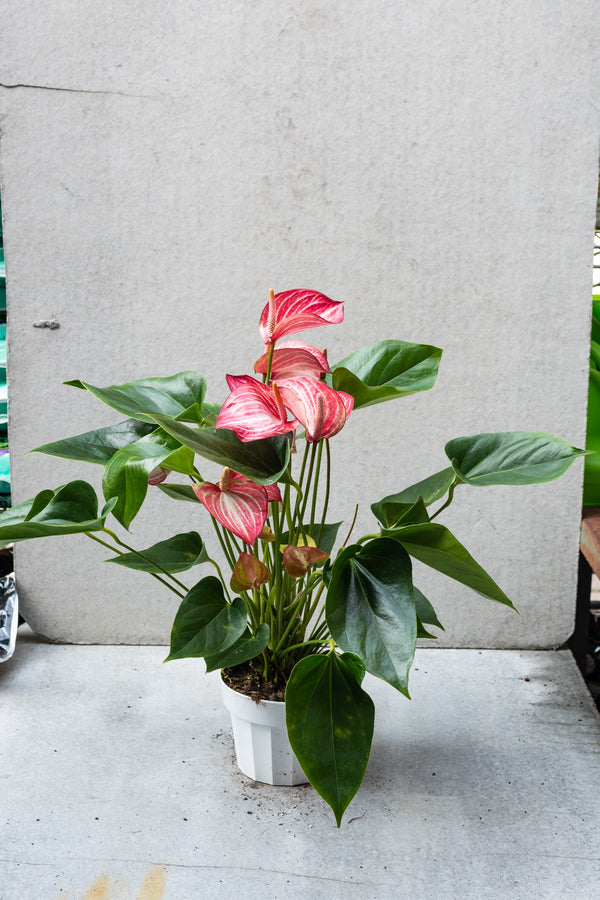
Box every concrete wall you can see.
[0,1,597,645]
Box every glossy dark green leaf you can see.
[445,432,588,486]
[152,415,291,485]
[416,616,438,639]
[389,522,516,609]
[107,531,208,574]
[65,371,207,424]
[102,430,195,529]
[285,651,375,826]
[375,497,430,531]
[326,538,417,696]
[157,483,200,503]
[165,576,247,661]
[204,624,270,672]
[330,340,442,409]
[371,468,455,527]
[413,586,444,631]
[195,401,221,426]
[0,481,111,548]
[173,401,221,426]
[32,419,156,464]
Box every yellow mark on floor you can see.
[136,866,167,900]
[82,875,110,900]
[80,867,167,900]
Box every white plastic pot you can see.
[221,678,308,785]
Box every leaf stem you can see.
[85,532,187,600]
[278,638,328,658]
[340,504,359,548]
[101,527,189,591]
[430,478,460,520]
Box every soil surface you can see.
[222,662,287,702]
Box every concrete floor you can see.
[1,632,599,900]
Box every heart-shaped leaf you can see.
[0,481,112,548]
[204,624,270,672]
[326,538,417,696]
[65,372,208,424]
[107,531,208,574]
[285,651,375,827]
[165,576,247,661]
[33,419,156,464]
[330,340,442,409]
[102,430,195,529]
[445,432,588,486]
[152,415,291,486]
[388,522,516,609]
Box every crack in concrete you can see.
[0,858,402,887]
[0,82,149,98]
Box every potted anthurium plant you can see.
[0,289,586,825]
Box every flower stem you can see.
[264,342,275,384]
[316,439,331,547]
[309,440,324,533]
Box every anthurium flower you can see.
[192,468,269,544]
[259,289,344,345]
[277,377,354,443]
[230,551,271,592]
[147,466,170,485]
[282,544,329,578]
[254,341,330,382]
[215,378,298,442]
[265,482,283,503]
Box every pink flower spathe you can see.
[193,469,277,545]
[277,377,354,443]
[215,377,298,442]
[259,289,344,345]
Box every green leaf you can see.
[173,401,220,426]
[326,538,417,696]
[445,432,588,486]
[204,624,270,672]
[388,522,516,610]
[157,483,200,503]
[65,372,207,424]
[107,531,208,574]
[0,481,110,548]
[32,419,156,464]
[285,651,375,827]
[416,616,438,639]
[102,430,195,529]
[373,497,430,530]
[413,586,444,631]
[330,340,442,409]
[371,468,455,527]
[152,416,291,485]
[165,576,247,661]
